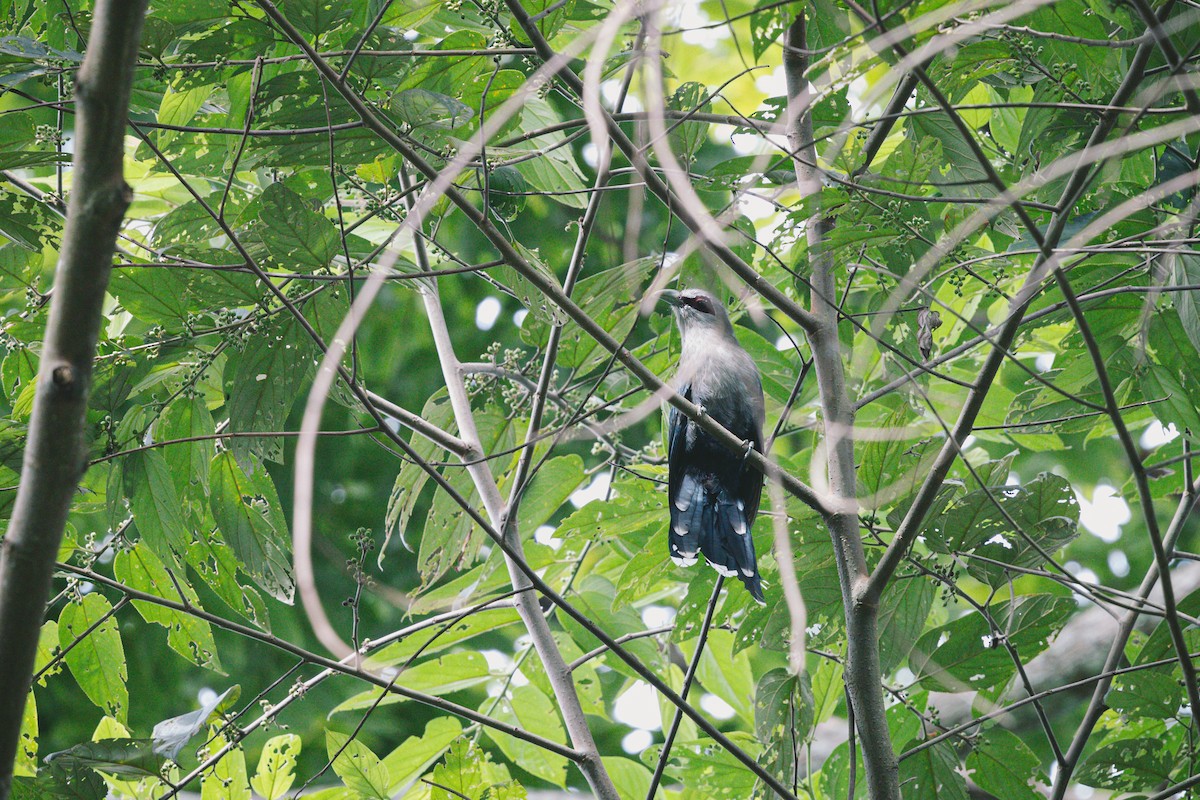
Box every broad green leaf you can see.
[491,242,567,326]
[330,652,492,713]
[877,574,934,673]
[202,734,249,800]
[431,745,482,800]
[251,734,301,800]
[667,82,710,165]
[515,455,584,532]
[811,658,843,725]
[186,529,272,631]
[326,729,390,800]
[156,394,216,497]
[603,756,651,799]
[255,182,339,273]
[1077,735,1176,791]
[755,668,813,784]
[693,630,755,725]
[899,738,969,800]
[113,543,221,672]
[648,732,760,798]
[925,472,1079,586]
[966,728,1045,800]
[126,449,189,557]
[380,717,461,795]
[482,685,568,787]
[279,0,353,38]
[34,620,60,686]
[382,392,455,562]
[749,0,789,59]
[43,739,166,780]
[209,452,294,603]
[512,97,588,209]
[59,594,128,722]
[417,406,514,584]
[16,690,35,777]
[368,607,521,667]
[911,595,1074,692]
[225,310,315,466]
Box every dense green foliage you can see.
[3,0,1200,797]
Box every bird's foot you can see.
[740,438,755,465]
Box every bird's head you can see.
[659,288,735,339]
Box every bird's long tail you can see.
[670,472,763,602]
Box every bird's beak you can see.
[657,289,681,309]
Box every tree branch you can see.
[784,14,897,800]
[0,2,149,794]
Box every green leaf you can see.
[749,0,789,59]
[251,734,301,800]
[279,0,353,38]
[910,112,993,198]
[877,575,934,673]
[484,164,527,222]
[113,543,221,672]
[603,756,652,798]
[255,182,339,273]
[225,313,316,466]
[925,472,1079,586]
[126,450,190,557]
[754,668,813,784]
[516,455,585,532]
[911,595,1074,692]
[186,530,272,631]
[330,652,492,713]
[391,88,473,133]
[209,452,294,603]
[694,630,755,725]
[326,729,390,800]
[380,717,461,795]
[369,607,521,667]
[43,739,166,780]
[667,82,710,165]
[899,738,969,800]
[1168,252,1200,360]
[202,734,250,800]
[811,658,843,725]
[59,594,128,722]
[491,242,567,326]
[512,97,588,209]
[482,685,568,787]
[16,690,35,777]
[428,739,494,800]
[1077,735,1176,791]
[1142,362,1200,438]
[966,727,1045,800]
[648,732,760,797]
[156,394,216,497]
[382,392,455,561]
[156,84,212,148]
[417,407,514,584]
[33,620,60,686]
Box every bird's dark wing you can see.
[738,373,765,530]
[666,383,691,508]
[667,384,701,566]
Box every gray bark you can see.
[0,2,149,795]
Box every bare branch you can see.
[0,2,149,793]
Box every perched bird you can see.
[660,289,765,602]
